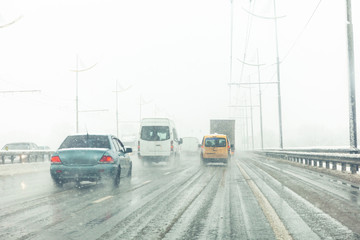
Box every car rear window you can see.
[59,135,110,149]
[205,138,226,147]
[141,126,170,141]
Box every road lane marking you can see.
[93,195,113,204]
[164,172,171,175]
[236,161,293,240]
[127,180,152,192]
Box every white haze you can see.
[0,0,359,150]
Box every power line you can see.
[281,0,323,62]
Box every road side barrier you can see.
[254,150,360,174]
[0,150,54,164]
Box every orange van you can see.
[200,134,230,165]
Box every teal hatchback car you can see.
[50,134,132,187]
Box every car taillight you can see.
[99,155,114,163]
[51,156,62,164]
[138,141,140,151]
[170,140,174,151]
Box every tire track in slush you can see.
[236,161,293,240]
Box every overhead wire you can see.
[281,0,323,62]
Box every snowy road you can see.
[0,154,360,239]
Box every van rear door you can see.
[204,137,228,159]
[140,126,171,156]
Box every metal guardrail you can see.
[254,150,360,174]
[0,150,55,164]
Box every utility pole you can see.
[70,56,97,133]
[257,49,264,149]
[114,81,131,137]
[231,54,266,150]
[346,0,357,150]
[273,0,283,149]
[239,2,285,149]
[229,0,234,117]
[249,78,254,150]
[76,56,79,133]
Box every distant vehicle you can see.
[50,134,132,187]
[200,134,231,165]
[210,119,235,154]
[138,118,182,165]
[180,137,200,156]
[2,142,39,151]
[38,146,51,150]
[1,142,39,163]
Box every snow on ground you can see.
[0,162,50,176]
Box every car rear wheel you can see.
[127,164,132,178]
[114,168,121,187]
[53,179,63,188]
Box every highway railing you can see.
[0,150,55,164]
[253,149,360,174]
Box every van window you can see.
[205,138,226,147]
[141,126,170,141]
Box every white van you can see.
[138,118,182,164]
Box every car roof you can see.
[203,134,227,138]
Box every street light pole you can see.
[346,0,357,150]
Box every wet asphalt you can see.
[0,153,359,240]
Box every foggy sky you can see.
[0,0,359,150]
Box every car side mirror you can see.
[125,147,133,153]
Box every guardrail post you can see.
[350,164,358,174]
[341,163,347,172]
[313,160,317,167]
[1,156,4,164]
[326,161,330,169]
[319,160,323,168]
[332,162,337,170]
[11,155,15,164]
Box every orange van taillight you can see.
[51,156,62,164]
[171,140,174,151]
[138,141,140,151]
